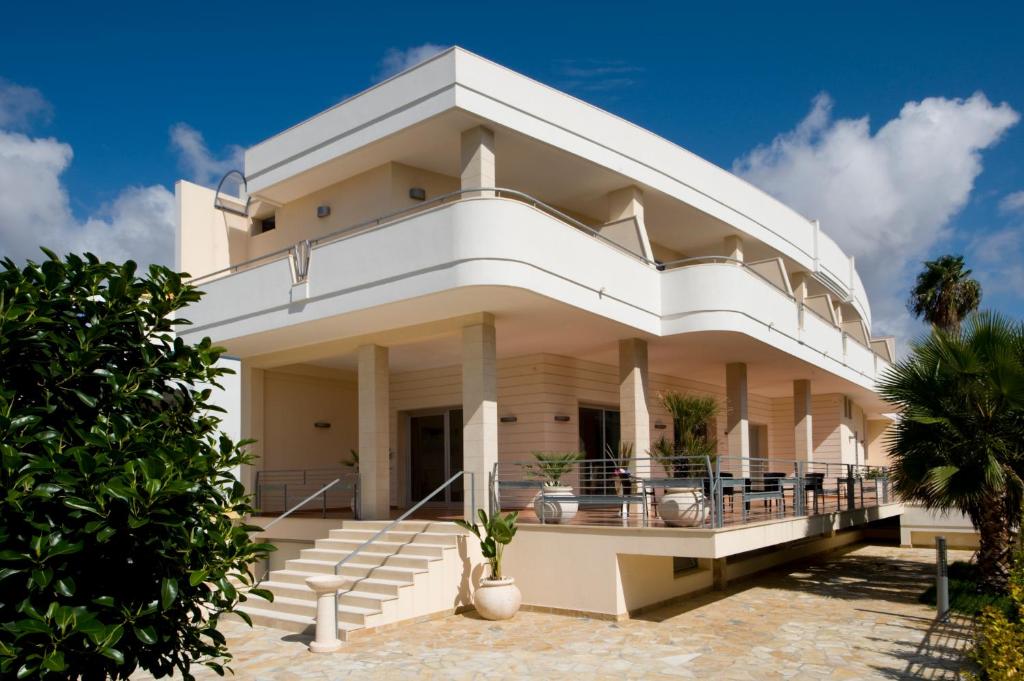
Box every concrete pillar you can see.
[793,379,813,463]
[726,363,750,475]
[618,338,651,478]
[604,186,654,260]
[239,362,265,497]
[792,272,809,329]
[713,558,728,590]
[460,126,495,198]
[724,235,744,262]
[358,344,390,520]
[462,316,498,522]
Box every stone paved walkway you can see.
[143,545,977,680]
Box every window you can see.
[843,396,853,419]
[255,214,276,234]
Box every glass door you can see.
[408,409,463,505]
[578,406,620,494]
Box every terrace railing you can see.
[254,467,356,518]
[491,455,890,529]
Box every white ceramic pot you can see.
[533,485,578,524]
[474,577,522,621]
[659,488,705,527]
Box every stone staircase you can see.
[240,520,474,641]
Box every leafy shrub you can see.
[919,562,1015,618]
[455,509,518,580]
[0,253,272,679]
[969,554,1024,679]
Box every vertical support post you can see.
[306,576,346,653]
[714,456,724,528]
[793,379,813,463]
[239,362,265,498]
[462,315,498,523]
[795,460,805,516]
[460,126,495,198]
[619,338,651,482]
[936,536,949,622]
[713,558,728,591]
[846,464,855,511]
[726,363,750,477]
[358,344,390,520]
[723,235,744,262]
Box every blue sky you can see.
[1,1,1022,345]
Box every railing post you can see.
[714,456,724,528]
[795,460,805,516]
[936,536,949,622]
[255,471,262,511]
[846,465,855,511]
[882,469,889,504]
[321,488,327,518]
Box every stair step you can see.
[310,540,449,558]
[328,529,461,546]
[342,520,465,535]
[259,581,401,609]
[269,569,414,592]
[237,605,364,641]
[291,550,438,571]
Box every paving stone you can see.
[132,545,975,680]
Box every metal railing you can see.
[254,467,356,518]
[492,455,890,529]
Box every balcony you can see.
[182,190,891,385]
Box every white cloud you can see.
[998,190,1024,214]
[170,122,244,189]
[734,92,1019,344]
[0,77,231,269]
[968,225,1024,294]
[0,77,52,130]
[375,44,447,81]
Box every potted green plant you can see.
[454,509,521,620]
[342,449,360,519]
[527,451,583,524]
[655,392,718,526]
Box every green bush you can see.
[919,562,1015,618]
[969,555,1024,679]
[0,252,272,679]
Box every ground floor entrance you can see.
[408,408,463,506]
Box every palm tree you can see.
[908,254,982,332]
[878,312,1024,590]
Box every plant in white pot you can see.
[455,509,521,620]
[528,451,583,524]
[653,392,718,527]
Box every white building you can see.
[176,47,902,636]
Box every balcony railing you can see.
[491,455,890,529]
[254,467,356,517]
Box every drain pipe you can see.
[935,536,949,622]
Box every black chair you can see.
[804,472,841,513]
[763,472,787,511]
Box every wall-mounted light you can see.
[316,205,331,218]
[409,187,427,201]
[654,422,667,430]
[313,421,332,429]
[554,415,571,423]
[500,416,518,423]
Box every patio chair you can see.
[805,472,843,513]
[763,472,787,511]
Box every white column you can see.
[793,379,813,463]
[460,126,495,198]
[724,235,744,262]
[618,338,651,478]
[305,575,347,653]
[792,271,809,329]
[462,316,498,522]
[358,344,390,520]
[726,362,750,475]
[239,362,265,497]
[604,186,654,261]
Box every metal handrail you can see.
[262,478,345,531]
[188,187,656,285]
[331,469,474,579]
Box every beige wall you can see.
[261,367,359,472]
[176,180,251,278]
[249,162,459,261]
[256,353,856,501]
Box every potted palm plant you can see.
[653,392,718,526]
[455,509,521,620]
[527,451,583,524]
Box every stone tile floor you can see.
[141,545,977,680]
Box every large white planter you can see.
[474,577,522,620]
[533,485,578,524]
[659,488,705,527]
